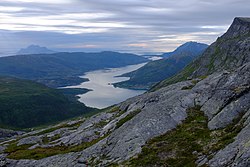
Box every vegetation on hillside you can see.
[114,42,208,90]
[0,52,148,88]
[0,76,94,129]
[126,106,244,167]
[151,18,250,91]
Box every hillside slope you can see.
[152,17,250,90]
[2,60,249,167]
[162,41,208,58]
[0,51,148,88]
[0,17,249,167]
[0,77,93,129]
[115,42,208,89]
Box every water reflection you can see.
[64,63,146,109]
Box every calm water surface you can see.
[64,63,146,109]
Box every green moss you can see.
[181,85,195,90]
[4,143,33,154]
[94,131,101,135]
[198,75,208,80]
[42,134,61,144]
[35,120,84,136]
[150,62,198,91]
[115,109,141,129]
[191,79,199,85]
[126,106,244,167]
[207,112,245,154]
[6,144,68,160]
[107,106,121,113]
[128,106,209,167]
[94,107,128,128]
[6,134,109,160]
[181,79,201,90]
[94,120,109,128]
[107,106,127,118]
[41,136,49,144]
[206,47,219,73]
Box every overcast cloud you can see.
[0,0,249,55]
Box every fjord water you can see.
[65,63,146,109]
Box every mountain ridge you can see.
[114,42,208,89]
[0,17,249,167]
[162,41,208,58]
[152,17,250,91]
[0,51,148,88]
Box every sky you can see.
[0,0,249,55]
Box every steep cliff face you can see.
[153,17,250,90]
[222,17,250,39]
[0,17,249,167]
[192,17,250,77]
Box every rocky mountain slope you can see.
[0,17,249,167]
[153,17,250,90]
[114,42,208,90]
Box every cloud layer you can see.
[0,0,249,55]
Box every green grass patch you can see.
[4,143,33,154]
[198,75,208,80]
[181,85,195,90]
[115,109,141,129]
[42,134,61,144]
[126,106,244,167]
[6,134,109,160]
[35,120,84,136]
[207,112,245,154]
[181,79,200,90]
[94,120,109,128]
[107,106,121,113]
[150,62,198,91]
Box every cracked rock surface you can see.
[1,62,249,167]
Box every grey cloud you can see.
[0,0,249,55]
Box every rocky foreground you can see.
[0,17,249,167]
[0,61,249,167]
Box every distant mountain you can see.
[17,45,56,55]
[114,42,208,89]
[162,41,208,58]
[0,76,93,129]
[0,51,148,88]
[0,17,249,167]
[153,17,250,90]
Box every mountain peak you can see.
[17,45,56,55]
[235,17,250,22]
[192,17,250,76]
[222,17,250,39]
[175,41,208,50]
[162,41,208,58]
[153,17,250,90]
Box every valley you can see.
[0,2,249,165]
[0,51,148,88]
[0,52,148,130]
[115,42,208,90]
[62,63,146,109]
